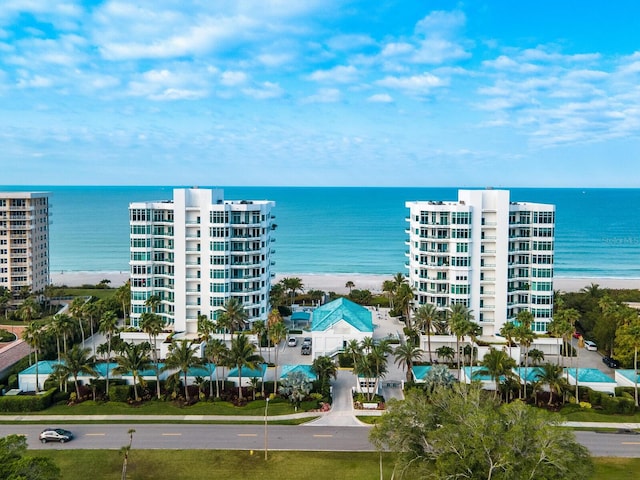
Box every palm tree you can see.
[280,277,305,305]
[222,297,249,335]
[395,283,415,327]
[69,297,87,346]
[99,310,120,395]
[382,279,396,309]
[53,313,74,355]
[534,362,567,406]
[268,283,287,308]
[555,307,580,382]
[499,321,517,364]
[528,348,545,366]
[83,301,101,357]
[311,356,338,396]
[414,304,438,363]
[227,333,264,401]
[436,345,455,365]
[204,338,228,399]
[477,347,516,399]
[22,322,43,392]
[18,297,40,323]
[616,317,640,407]
[140,312,164,400]
[162,340,202,402]
[394,342,423,382]
[345,280,355,293]
[113,342,152,402]
[114,281,131,325]
[448,303,475,377]
[251,320,266,360]
[514,310,536,398]
[50,314,65,363]
[197,313,215,341]
[268,320,287,393]
[0,286,12,321]
[59,345,97,400]
[360,336,375,354]
[344,339,361,368]
[145,294,161,314]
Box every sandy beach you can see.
[49,271,639,294]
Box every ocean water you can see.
[2,186,639,278]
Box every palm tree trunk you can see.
[238,366,243,400]
[78,318,85,346]
[34,348,40,393]
[635,347,638,408]
[427,325,433,364]
[184,371,190,401]
[74,376,81,400]
[133,374,139,401]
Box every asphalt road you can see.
[0,424,373,452]
[2,424,640,457]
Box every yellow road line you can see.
[313,434,333,438]
[237,433,258,437]
[621,442,640,445]
[85,433,105,436]
[161,433,182,436]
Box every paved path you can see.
[305,370,369,427]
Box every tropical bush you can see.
[108,385,132,403]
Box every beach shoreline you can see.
[49,271,640,294]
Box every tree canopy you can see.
[370,383,592,480]
[0,434,60,480]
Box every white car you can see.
[287,337,298,347]
[583,340,597,351]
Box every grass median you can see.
[29,450,640,479]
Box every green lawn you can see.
[29,450,640,480]
[38,398,317,417]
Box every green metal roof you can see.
[311,297,373,333]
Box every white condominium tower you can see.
[0,192,50,296]
[129,188,276,333]
[405,189,555,336]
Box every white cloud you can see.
[381,42,414,57]
[220,70,248,86]
[376,73,447,93]
[242,81,284,99]
[304,87,341,103]
[415,10,466,35]
[367,93,393,103]
[326,34,376,51]
[307,65,358,83]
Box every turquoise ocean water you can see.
[2,186,639,278]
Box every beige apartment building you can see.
[0,192,50,296]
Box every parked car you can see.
[583,340,597,351]
[287,337,298,347]
[572,331,582,339]
[302,337,312,346]
[301,344,311,355]
[602,356,620,368]
[39,428,73,444]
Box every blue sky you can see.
[1,1,639,187]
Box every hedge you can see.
[108,385,132,402]
[0,388,57,412]
[602,395,636,414]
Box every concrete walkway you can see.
[305,370,369,427]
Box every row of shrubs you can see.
[587,387,638,414]
[0,388,57,412]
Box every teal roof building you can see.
[311,298,373,333]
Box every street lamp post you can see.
[264,397,270,460]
